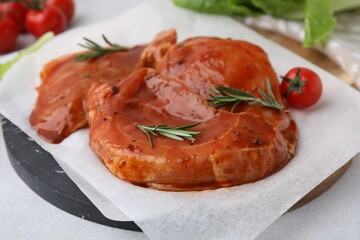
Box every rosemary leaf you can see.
[75,35,128,62]
[207,78,283,112]
[136,122,201,147]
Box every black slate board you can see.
[2,117,141,232]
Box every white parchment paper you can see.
[0,1,360,239]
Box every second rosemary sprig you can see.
[136,122,201,147]
[207,78,284,112]
[75,35,128,61]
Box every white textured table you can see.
[1,1,359,239]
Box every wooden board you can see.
[253,28,355,86]
[289,160,352,211]
[251,28,356,211]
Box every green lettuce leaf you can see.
[251,0,304,17]
[0,32,54,81]
[172,0,360,47]
[303,0,336,47]
[172,0,261,16]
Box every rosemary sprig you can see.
[207,78,283,112]
[75,35,128,61]
[136,122,201,147]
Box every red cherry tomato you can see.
[0,16,19,53]
[47,0,74,23]
[280,67,322,109]
[25,4,67,38]
[0,2,28,32]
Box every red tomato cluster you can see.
[0,0,75,53]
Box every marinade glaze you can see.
[30,29,177,143]
[159,37,298,153]
[29,47,145,143]
[86,36,298,191]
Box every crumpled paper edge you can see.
[242,15,360,89]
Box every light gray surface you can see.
[0,1,359,239]
[257,157,360,240]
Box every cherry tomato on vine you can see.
[25,4,66,38]
[0,2,28,32]
[280,67,322,109]
[47,0,75,23]
[0,16,19,53]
